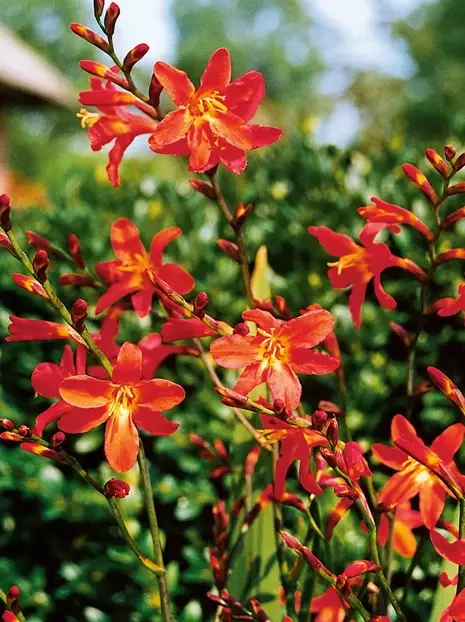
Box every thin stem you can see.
[137,441,172,621]
[385,511,396,586]
[209,170,255,306]
[458,498,465,594]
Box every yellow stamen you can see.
[76,108,100,129]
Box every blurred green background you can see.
[2,0,465,620]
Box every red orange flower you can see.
[78,69,158,186]
[6,317,85,345]
[148,48,282,174]
[358,196,433,241]
[373,414,465,529]
[432,282,465,323]
[309,222,426,329]
[56,342,185,471]
[95,218,194,317]
[427,366,465,417]
[210,308,339,411]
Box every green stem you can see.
[458,498,465,594]
[137,441,172,621]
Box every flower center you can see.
[110,385,136,419]
[76,108,100,129]
[190,90,228,118]
[258,328,286,368]
[327,248,367,275]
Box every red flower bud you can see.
[58,273,96,287]
[427,366,465,416]
[2,612,20,622]
[188,178,217,200]
[0,418,15,431]
[244,446,261,477]
[320,447,338,469]
[389,320,412,347]
[273,398,285,416]
[426,149,449,178]
[436,248,465,264]
[217,239,239,263]
[275,295,292,320]
[70,24,110,52]
[104,478,130,498]
[149,73,163,108]
[312,409,328,430]
[32,250,49,283]
[6,585,20,614]
[0,193,12,231]
[17,425,31,437]
[448,182,465,196]
[233,322,249,336]
[402,163,438,205]
[122,43,150,73]
[51,431,66,447]
[334,484,359,500]
[0,232,14,255]
[232,202,254,228]
[94,0,105,18]
[104,3,120,38]
[442,206,465,230]
[445,144,457,161]
[67,233,86,269]
[194,292,208,318]
[455,153,465,171]
[317,401,341,415]
[71,298,88,331]
[326,418,339,445]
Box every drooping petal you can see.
[104,410,139,472]
[393,520,417,558]
[153,61,195,106]
[274,443,298,499]
[279,309,334,348]
[348,280,368,330]
[210,335,262,369]
[187,123,213,172]
[32,362,71,398]
[218,142,247,174]
[373,273,397,310]
[391,414,418,443]
[200,48,231,89]
[58,406,110,433]
[136,378,185,411]
[431,423,465,463]
[288,349,339,375]
[112,342,143,384]
[248,124,283,149]
[149,108,192,147]
[431,530,465,565]
[298,458,323,495]
[267,363,302,411]
[133,406,179,435]
[95,259,122,284]
[234,362,266,395]
[59,376,114,408]
[308,225,360,256]
[131,288,155,318]
[326,498,353,540]
[110,218,146,262]
[95,281,140,315]
[242,309,280,332]
[208,110,253,150]
[107,134,134,186]
[161,317,216,342]
[224,70,265,121]
[419,479,446,530]
[33,401,73,436]
[6,317,84,345]
[157,263,195,294]
[149,226,182,267]
[371,443,408,470]
[359,222,399,247]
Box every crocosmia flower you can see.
[358,196,433,241]
[210,308,339,411]
[432,281,465,323]
[58,342,185,472]
[372,414,465,530]
[95,218,195,317]
[78,69,158,186]
[309,222,426,329]
[148,48,282,174]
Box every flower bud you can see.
[442,206,465,230]
[32,250,49,283]
[104,478,130,498]
[71,298,88,331]
[326,418,339,445]
[244,446,260,477]
[17,425,31,437]
[0,232,14,255]
[58,273,96,287]
[233,322,249,336]
[334,483,359,500]
[194,292,208,318]
[448,182,465,196]
[275,295,292,320]
[455,153,465,171]
[425,149,449,178]
[51,431,66,447]
[104,3,120,38]
[445,144,456,161]
[317,401,341,415]
[70,24,110,53]
[389,320,412,347]
[436,248,465,264]
[3,612,20,622]
[122,43,150,73]
[312,409,328,430]
[188,178,217,200]
[149,73,163,108]
[0,418,14,431]
[273,399,285,416]
[6,585,20,614]
[67,233,86,269]
[402,163,438,205]
[232,202,253,228]
[94,0,105,18]
[217,239,240,263]
[427,366,465,416]
[0,193,12,231]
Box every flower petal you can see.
[157,263,195,294]
[95,281,140,315]
[234,362,266,395]
[224,70,265,121]
[288,349,339,375]
[33,401,73,436]
[348,280,368,330]
[104,410,139,472]
[110,218,146,262]
[58,406,109,433]
[208,110,253,150]
[378,469,422,510]
[431,423,465,463]
[218,142,247,174]
[187,123,213,172]
[431,530,465,565]
[200,48,231,89]
[32,362,71,399]
[420,480,445,530]
[136,378,185,411]
[149,226,182,267]
[133,406,179,435]
[248,124,283,149]
[210,334,262,369]
[112,342,143,384]
[279,309,334,348]
[153,61,195,106]
[150,108,192,147]
[242,309,280,332]
[393,520,417,558]
[308,225,360,256]
[267,363,301,411]
[371,443,408,470]
[59,376,114,408]
[131,288,155,318]
[107,134,134,187]
[391,414,418,443]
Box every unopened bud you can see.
[233,322,249,336]
[17,425,31,437]
[70,24,110,53]
[311,409,328,430]
[442,206,465,230]
[425,149,449,178]
[0,418,14,431]
[273,399,285,416]
[444,145,456,161]
[217,239,240,263]
[93,0,105,18]
[6,585,20,614]
[188,178,217,200]
[448,182,465,196]
[275,295,292,320]
[402,163,438,205]
[455,153,465,172]
[194,292,208,318]
[58,273,95,287]
[51,431,66,447]
[326,418,339,445]
[122,43,149,73]
[320,447,338,469]
[2,612,20,622]
[244,446,260,477]
[232,202,253,228]
[71,298,88,331]
[0,193,12,231]
[32,250,49,283]
[389,320,412,348]
[104,478,130,498]
[67,233,86,269]
[104,3,120,38]
[334,484,359,500]
[149,73,163,108]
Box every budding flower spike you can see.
[149,47,282,173]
